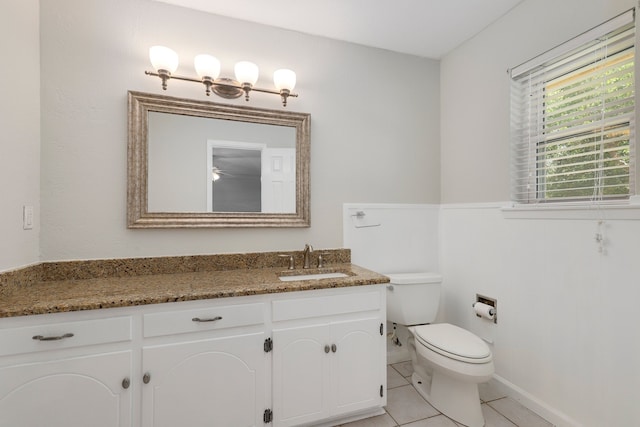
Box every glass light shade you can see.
[149,46,179,73]
[234,61,259,85]
[273,69,296,91]
[194,54,221,79]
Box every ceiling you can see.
[154,0,524,59]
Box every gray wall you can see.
[38,0,440,261]
[440,0,639,203]
[0,0,40,271]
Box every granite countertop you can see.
[0,251,389,318]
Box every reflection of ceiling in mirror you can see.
[213,147,261,179]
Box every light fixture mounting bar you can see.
[145,70,201,85]
[144,70,298,105]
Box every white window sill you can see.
[501,196,640,220]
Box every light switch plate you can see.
[23,205,34,230]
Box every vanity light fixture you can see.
[146,46,298,106]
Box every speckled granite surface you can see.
[0,249,389,318]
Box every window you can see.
[510,10,636,204]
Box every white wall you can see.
[440,0,640,425]
[441,206,640,426]
[0,0,40,272]
[38,0,440,261]
[343,203,440,274]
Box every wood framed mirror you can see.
[127,91,310,228]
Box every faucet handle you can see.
[278,254,295,270]
[317,252,331,268]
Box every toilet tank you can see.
[386,272,442,326]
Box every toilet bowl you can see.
[386,273,494,427]
[409,323,493,427]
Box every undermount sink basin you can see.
[278,271,350,282]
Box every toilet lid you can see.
[413,323,492,364]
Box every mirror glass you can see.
[128,91,310,228]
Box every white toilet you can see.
[386,272,494,427]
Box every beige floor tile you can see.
[480,403,518,427]
[385,384,439,425]
[481,403,526,427]
[487,398,553,427]
[401,414,458,426]
[392,360,414,378]
[359,365,555,427]
[388,365,410,389]
[338,412,397,427]
[479,380,507,402]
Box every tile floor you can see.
[338,361,554,427]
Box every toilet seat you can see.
[413,323,492,364]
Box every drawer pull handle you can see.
[331,344,337,353]
[324,345,330,353]
[143,372,151,384]
[122,377,131,389]
[192,316,223,323]
[32,333,74,341]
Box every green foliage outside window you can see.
[538,53,633,200]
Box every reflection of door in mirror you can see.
[206,141,295,213]
[262,148,296,213]
[207,141,263,212]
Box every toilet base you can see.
[412,370,485,427]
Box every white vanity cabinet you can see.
[140,302,268,427]
[0,283,386,427]
[0,315,133,427]
[271,289,386,427]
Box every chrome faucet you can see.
[302,243,314,269]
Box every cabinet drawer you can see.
[272,291,381,322]
[143,302,266,338]
[0,316,132,357]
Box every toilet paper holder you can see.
[473,294,497,324]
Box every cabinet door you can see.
[272,323,331,427]
[0,351,132,427]
[331,317,385,416]
[142,332,266,427]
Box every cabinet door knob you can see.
[331,344,337,353]
[143,372,151,384]
[122,377,130,389]
[324,345,330,353]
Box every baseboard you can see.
[492,374,583,427]
[309,407,386,427]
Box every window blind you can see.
[510,10,636,203]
